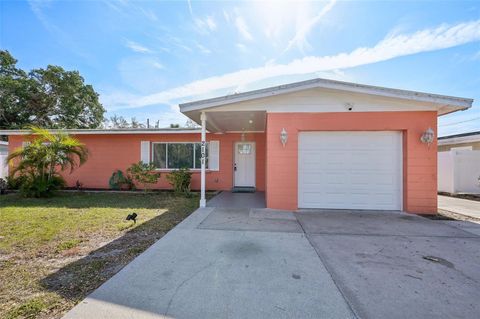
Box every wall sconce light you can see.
[420,127,435,147]
[280,128,288,147]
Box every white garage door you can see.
[298,131,402,210]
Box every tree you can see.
[130,117,145,128]
[170,123,180,128]
[105,115,148,128]
[6,127,88,197]
[185,119,198,128]
[107,115,130,128]
[0,50,105,130]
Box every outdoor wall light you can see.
[420,127,435,147]
[280,128,288,147]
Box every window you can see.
[152,142,208,169]
[237,143,252,154]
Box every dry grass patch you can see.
[0,191,207,319]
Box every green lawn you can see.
[0,191,205,319]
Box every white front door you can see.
[234,142,256,187]
[298,131,403,210]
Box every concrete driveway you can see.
[438,195,480,220]
[64,201,480,319]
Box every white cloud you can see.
[195,15,217,33]
[236,43,248,53]
[235,15,253,41]
[152,62,164,69]
[187,0,193,17]
[124,40,153,53]
[196,43,211,54]
[164,36,193,52]
[139,7,158,22]
[283,0,336,54]
[105,20,480,110]
[223,9,231,23]
[205,16,217,31]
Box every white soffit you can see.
[185,111,266,133]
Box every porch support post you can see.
[200,112,207,208]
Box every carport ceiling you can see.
[187,111,266,133]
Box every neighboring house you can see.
[2,78,473,214]
[0,141,7,178]
[438,131,480,194]
[438,131,480,151]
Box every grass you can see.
[0,191,208,319]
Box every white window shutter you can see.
[208,140,220,171]
[140,141,150,164]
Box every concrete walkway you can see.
[63,198,480,319]
[438,195,480,219]
[206,191,266,208]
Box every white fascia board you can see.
[0,129,203,135]
[179,78,473,113]
[438,134,480,145]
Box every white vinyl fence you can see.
[0,154,8,179]
[438,150,480,194]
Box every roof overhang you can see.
[438,132,480,146]
[180,78,473,113]
[0,128,201,136]
[179,78,473,133]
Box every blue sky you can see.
[1,0,479,136]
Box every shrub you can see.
[0,178,6,194]
[126,161,160,192]
[166,168,192,195]
[109,170,134,190]
[19,174,66,198]
[7,126,88,197]
[6,174,28,190]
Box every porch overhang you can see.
[183,110,266,133]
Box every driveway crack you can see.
[164,259,219,316]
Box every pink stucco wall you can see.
[265,112,438,214]
[8,133,266,191]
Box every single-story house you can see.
[3,78,474,214]
[438,131,480,151]
[438,131,480,194]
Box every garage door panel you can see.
[298,131,402,210]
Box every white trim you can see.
[180,77,473,113]
[0,129,202,135]
[451,146,473,151]
[0,141,8,145]
[225,130,265,133]
[438,134,480,146]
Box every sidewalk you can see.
[438,195,480,219]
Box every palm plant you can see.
[7,126,88,196]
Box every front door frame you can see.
[233,141,256,187]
